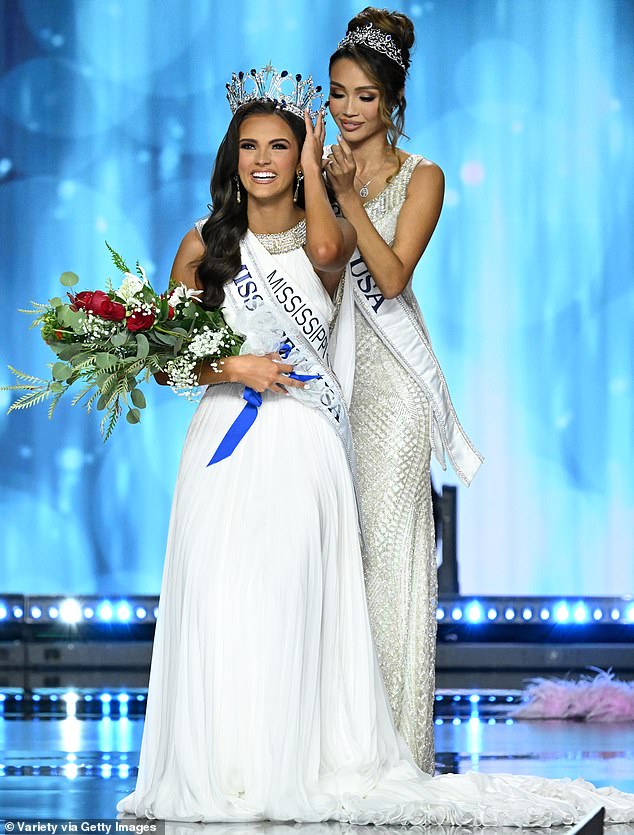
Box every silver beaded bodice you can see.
[350,153,437,774]
[253,219,306,254]
[362,154,421,247]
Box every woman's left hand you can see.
[300,110,326,176]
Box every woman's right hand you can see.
[323,135,357,201]
[228,353,305,395]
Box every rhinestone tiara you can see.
[337,23,405,70]
[226,65,324,121]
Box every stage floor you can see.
[0,693,633,834]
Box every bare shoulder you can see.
[396,152,444,205]
[408,154,444,183]
[178,226,206,260]
[171,226,206,290]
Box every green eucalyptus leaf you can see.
[126,408,141,424]
[49,296,63,308]
[95,352,116,369]
[58,307,72,326]
[50,381,65,393]
[111,330,128,347]
[152,332,177,346]
[136,333,149,359]
[60,271,79,287]
[67,309,82,327]
[56,343,83,360]
[130,388,146,409]
[52,362,72,381]
[96,393,108,411]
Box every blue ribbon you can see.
[207,344,322,466]
[207,385,262,466]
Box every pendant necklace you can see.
[356,170,380,199]
[355,151,390,198]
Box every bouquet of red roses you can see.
[2,243,243,439]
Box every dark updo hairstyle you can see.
[329,7,415,150]
[196,100,306,309]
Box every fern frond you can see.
[72,357,97,373]
[8,389,51,412]
[71,383,95,407]
[100,400,122,441]
[85,391,99,413]
[28,314,48,329]
[6,365,48,385]
[47,391,64,419]
[125,358,146,377]
[105,241,130,274]
[145,354,163,372]
[18,303,49,315]
[105,375,132,411]
[99,371,122,402]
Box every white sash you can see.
[346,250,483,486]
[222,231,357,480]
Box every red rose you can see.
[168,306,175,319]
[55,330,64,340]
[68,290,94,312]
[126,310,156,331]
[86,290,126,322]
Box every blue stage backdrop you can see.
[0,0,632,596]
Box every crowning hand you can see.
[323,134,357,200]
[301,110,326,176]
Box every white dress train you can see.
[116,230,634,826]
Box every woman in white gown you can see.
[324,8,483,775]
[116,70,634,826]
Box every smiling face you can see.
[328,57,385,144]
[237,113,300,203]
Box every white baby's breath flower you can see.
[165,355,202,401]
[188,328,227,359]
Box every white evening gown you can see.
[331,150,440,774]
[117,231,634,826]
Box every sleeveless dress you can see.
[350,154,437,774]
[115,222,634,826]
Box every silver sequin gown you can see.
[350,154,437,774]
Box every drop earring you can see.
[234,175,241,204]
[294,171,303,203]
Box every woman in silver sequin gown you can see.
[325,9,481,774]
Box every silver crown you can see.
[226,64,324,121]
[337,23,405,70]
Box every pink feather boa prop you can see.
[513,670,634,721]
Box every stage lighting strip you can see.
[3,742,633,779]
[0,596,633,625]
[0,756,137,779]
[0,689,522,717]
[0,691,146,718]
[436,599,634,625]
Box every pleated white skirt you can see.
[117,384,634,826]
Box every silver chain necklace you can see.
[354,151,391,198]
[355,171,381,199]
